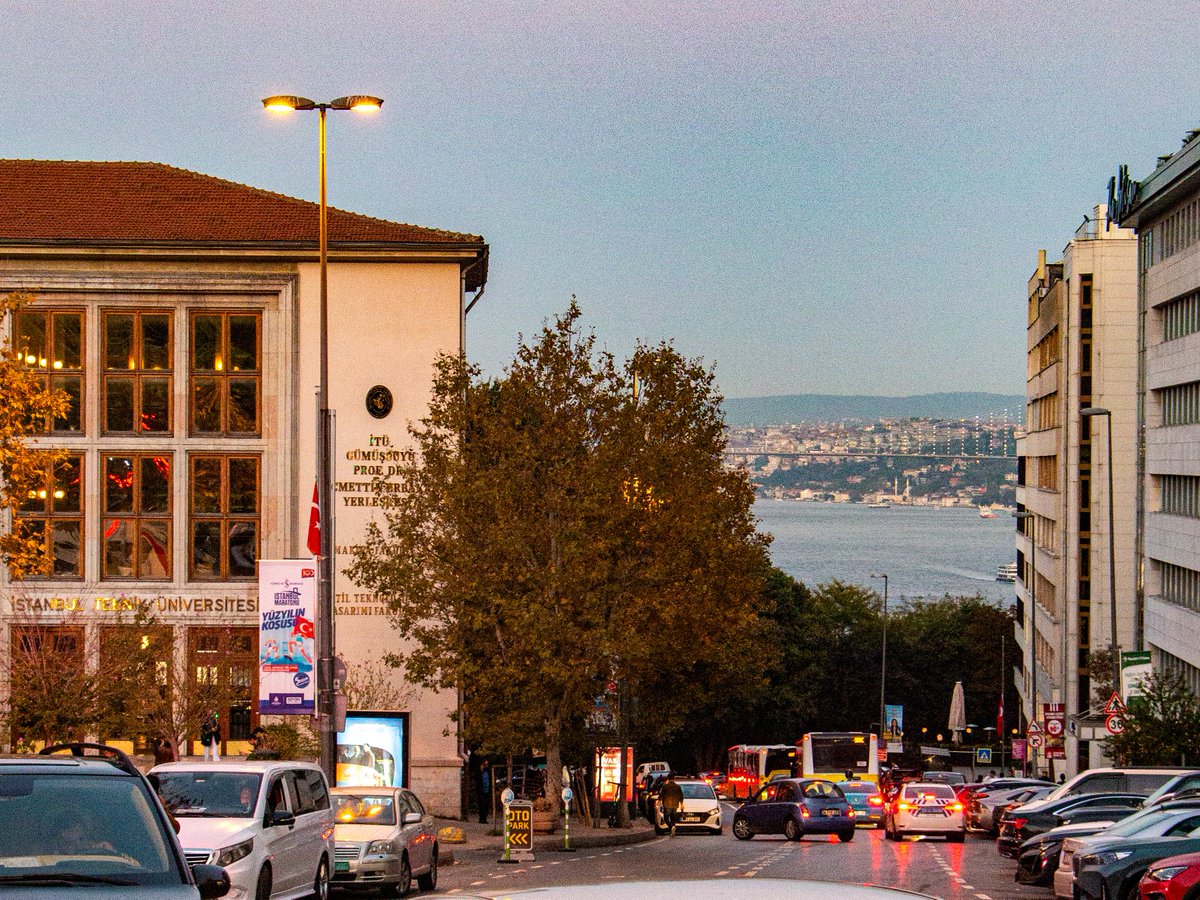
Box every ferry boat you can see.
[996,562,1017,582]
[979,506,998,519]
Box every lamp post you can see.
[1081,407,1122,697]
[1014,509,1035,777]
[869,572,888,750]
[262,93,383,782]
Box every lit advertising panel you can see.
[337,712,409,788]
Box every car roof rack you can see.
[39,742,143,779]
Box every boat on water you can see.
[996,562,1017,582]
[866,501,891,509]
[979,506,998,518]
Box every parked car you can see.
[653,779,722,835]
[971,784,1053,834]
[330,786,438,895]
[997,792,1147,857]
[1053,801,1200,899]
[883,781,965,842]
[0,743,230,898]
[964,778,1053,831]
[1015,820,1117,887]
[1035,768,1193,805]
[837,780,885,828]
[732,778,856,842]
[1137,849,1200,899]
[150,759,334,900]
[1073,829,1200,900]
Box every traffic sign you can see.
[562,787,573,804]
[1104,692,1127,716]
[1046,718,1064,737]
[501,788,515,806]
[976,748,993,764]
[1106,714,1126,735]
[1026,721,1042,736]
[1028,734,1044,749]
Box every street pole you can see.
[870,572,888,751]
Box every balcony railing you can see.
[1074,215,1113,240]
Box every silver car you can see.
[331,787,439,896]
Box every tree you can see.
[1107,670,1200,765]
[348,302,770,815]
[0,292,70,578]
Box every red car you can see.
[1140,850,1200,900]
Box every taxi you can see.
[883,781,965,842]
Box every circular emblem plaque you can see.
[366,385,393,419]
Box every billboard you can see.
[595,747,633,802]
[883,704,904,754]
[1122,651,1153,707]
[258,559,317,715]
[337,712,409,788]
[1043,703,1066,760]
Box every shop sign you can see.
[258,560,317,715]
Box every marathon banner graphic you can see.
[883,704,904,754]
[258,560,317,715]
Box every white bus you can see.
[726,744,797,798]
[799,732,880,784]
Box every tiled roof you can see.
[0,160,487,286]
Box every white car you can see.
[884,782,965,842]
[654,780,722,835]
[151,759,335,900]
[331,786,439,895]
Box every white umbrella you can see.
[948,681,967,745]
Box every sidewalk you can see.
[437,813,657,862]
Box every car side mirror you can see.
[192,863,231,899]
[404,812,422,825]
[271,810,296,828]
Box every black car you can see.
[0,743,229,898]
[1074,831,1200,900]
[996,792,1146,857]
[1014,822,1113,886]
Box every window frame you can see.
[13,307,86,434]
[101,310,175,435]
[101,453,174,581]
[15,453,85,580]
[188,454,260,582]
[189,312,262,436]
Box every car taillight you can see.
[897,801,912,811]
[848,808,856,817]
[868,796,884,806]
[800,806,810,818]
[1011,817,1028,830]
[948,802,963,813]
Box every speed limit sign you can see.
[1106,714,1126,735]
[1028,734,1044,749]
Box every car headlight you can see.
[367,840,394,855]
[215,838,254,867]
[1146,864,1188,881]
[1092,850,1133,865]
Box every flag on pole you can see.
[996,695,1004,736]
[306,483,320,556]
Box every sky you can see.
[3,0,1197,400]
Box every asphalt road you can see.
[434,812,1056,899]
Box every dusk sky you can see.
[5,1,1196,399]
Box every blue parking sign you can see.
[976,748,992,764]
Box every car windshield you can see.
[905,785,955,799]
[152,771,263,818]
[0,772,177,884]
[335,794,397,825]
[679,783,716,800]
[838,782,877,794]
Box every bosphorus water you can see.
[754,500,1017,605]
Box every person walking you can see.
[658,773,684,836]
[199,710,220,762]
[478,760,492,824]
[153,736,177,766]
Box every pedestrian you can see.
[479,760,492,824]
[154,736,176,766]
[658,773,684,836]
[199,710,220,762]
[1058,772,1066,784]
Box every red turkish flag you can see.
[306,483,320,556]
[292,616,315,639]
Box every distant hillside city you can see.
[724,392,1021,508]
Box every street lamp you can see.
[262,93,383,782]
[1081,407,1122,697]
[870,572,888,749]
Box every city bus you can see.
[726,744,797,798]
[799,732,880,784]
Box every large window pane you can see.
[52,376,82,432]
[54,314,82,369]
[103,519,135,577]
[105,314,135,370]
[228,379,257,433]
[15,311,46,362]
[229,316,258,371]
[229,459,257,513]
[191,522,221,580]
[192,458,222,514]
[141,315,171,369]
[105,458,135,513]
[52,522,81,576]
[193,316,221,371]
[228,522,257,577]
[141,457,170,513]
[54,457,81,513]
[139,522,170,578]
[192,379,222,432]
[141,378,170,432]
[105,378,135,432]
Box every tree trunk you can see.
[545,718,563,819]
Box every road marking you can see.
[975,894,992,899]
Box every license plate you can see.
[335,862,349,872]
[822,809,838,817]
[680,815,700,822]
[917,807,944,816]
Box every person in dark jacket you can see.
[658,774,684,835]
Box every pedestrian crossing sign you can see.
[976,748,992,764]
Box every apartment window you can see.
[1162,475,1200,518]
[102,312,173,434]
[1164,290,1200,342]
[1160,381,1200,426]
[191,313,261,435]
[1035,454,1059,491]
[103,454,171,580]
[16,454,83,579]
[190,455,259,580]
[1160,561,1200,612]
[13,309,84,432]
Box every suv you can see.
[151,759,334,900]
[0,743,228,897]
